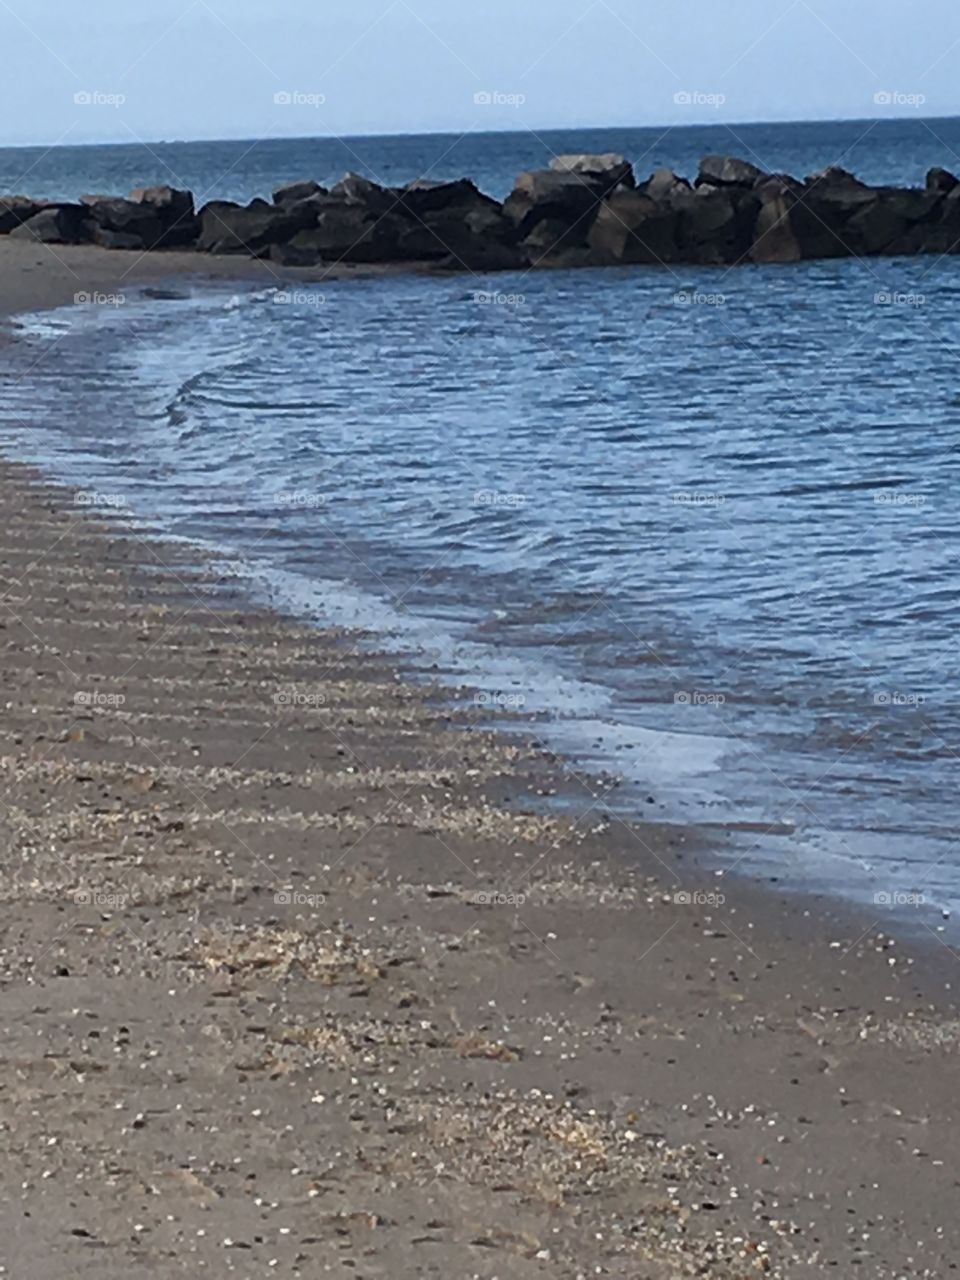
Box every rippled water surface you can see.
[2,121,960,923]
[3,244,960,922]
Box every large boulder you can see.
[9,204,90,244]
[750,178,804,263]
[271,207,406,265]
[82,196,164,249]
[637,168,693,205]
[329,172,396,212]
[272,179,325,205]
[697,155,766,188]
[927,166,959,194]
[845,188,941,255]
[197,198,316,255]
[587,191,682,264]
[549,153,634,192]
[395,203,514,261]
[0,195,43,234]
[129,185,196,246]
[396,178,498,219]
[503,169,609,247]
[677,187,760,264]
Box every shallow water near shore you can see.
[2,242,959,935]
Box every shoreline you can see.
[0,237,434,325]
[2,255,960,1275]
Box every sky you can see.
[1,0,958,146]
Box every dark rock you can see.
[272,179,325,205]
[197,198,316,255]
[587,191,681,264]
[678,187,760,264]
[396,205,514,262]
[329,173,396,212]
[845,188,942,255]
[549,153,635,192]
[751,180,803,263]
[637,168,693,205]
[396,178,498,219]
[83,197,164,249]
[0,195,43,234]
[129,185,197,246]
[9,204,90,244]
[697,155,766,188]
[273,207,406,265]
[926,166,958,194]
[504,169,608,247]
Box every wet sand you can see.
[0,241,959,1277]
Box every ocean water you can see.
[2,115,960,204]
[2,119,959,928]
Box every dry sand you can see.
[0,240,959,1277]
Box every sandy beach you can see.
[1,241,959,1278]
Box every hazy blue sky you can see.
[2,0,958,145]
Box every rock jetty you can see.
[3,154,959,271]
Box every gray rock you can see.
[549,153,635,191]
[129,185,197,246]
[697,155,766,188]
[9,205,90,244]
[83,197,164,249]
[196,198,316,255]
[0,195,43,234]
[397,178,498,219]
[750,180,803,263]
[272,180,325,205]
[637,168,693,205]
[329,173,396,212]
[503,169,608,247]
[678,187,760,263]
[926,167,958,194]
[587,192,681,264]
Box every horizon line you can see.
[1,110,958,152]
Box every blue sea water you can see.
[2,115,960,203]
[2,118,960,927]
